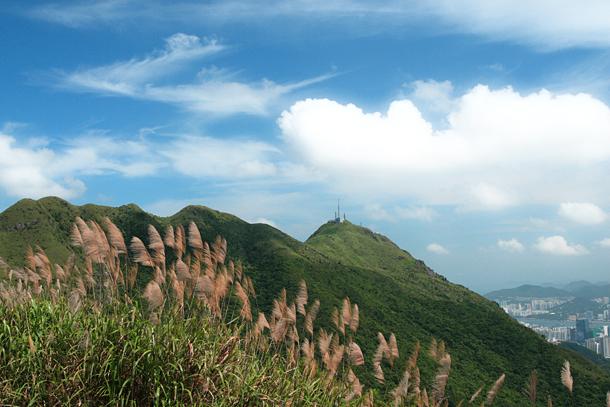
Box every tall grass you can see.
[0,217,601,405]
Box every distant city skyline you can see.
[1,1,610,292]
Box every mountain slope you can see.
[1,198,610,405]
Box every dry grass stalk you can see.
[561,360,573,394]
[271,318,288,344]
[373,361,385,385]
[331,307,344,335]
[28,335,36,354]
[346,369,363,401]
[147,225,165,264]
[163,225,175,248]
[327,344,344,378]
[188,221,203,251]
[143,280,164,311]
[485,373,505,406]
[175,259,191,282]
[392,369,410,406]
[130,237,153,267]
[348,342,365,366]
[175,225,186,257]
[606,391,609,407]
[525,370,537,405]
[432,353,451,404]
[305,299,320,336]
[388,333,399,365]
[301,338,315,362]
[54,264,66,281]
[342,297,352,328]
[349,304,359,333]
[70,223,83,247]
[103,217,126,253]
[296,280,308,316]
[243,276,255,298]
[212,236,227,264]
[234,282,252,322]
[256,312,270,331]
[469,385,483,403]
[318,329,332,354]
[408,341,421,371]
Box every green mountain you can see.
[2,197,610,405]
[486,284,571,300]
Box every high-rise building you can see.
[604,325,609,337]
[603,336,610,359]
[576,319,589,343]
[586,338,602,354]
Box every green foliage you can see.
[0,299,346,406]
[1,197,610,405]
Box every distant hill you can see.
[549,297,604,317]
[570,284,610,299]
[563,280,599,293]
[486,284,571,299]
[2,197,610,404]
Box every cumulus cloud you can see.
[59,33,330,115]
[427,243,449,255]
[279,85,610,209]
[558,202,607,225]
[598,238,610,248]
[534,235,588,256]
[27,1,610,49]
[497,238,525,253]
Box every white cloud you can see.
[534,235,588,256]
[558,202,607,225]
[598,238,610,248]
[0,130,158,199]
[163,136,279,178]
[279,85,610,209]
[427,243,449,255]
[59,33,330,116]
[28,1,610,49]
[497,238,525,253]
[62,33,224,95]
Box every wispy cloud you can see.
[27,1,610,49]
[365,203,437,222]
[56,33,331,115]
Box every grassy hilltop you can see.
[1,197,609,405]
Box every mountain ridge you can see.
[1,197,610,404]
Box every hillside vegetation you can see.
[1,197,610,405]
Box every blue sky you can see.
[1,1,610,292]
